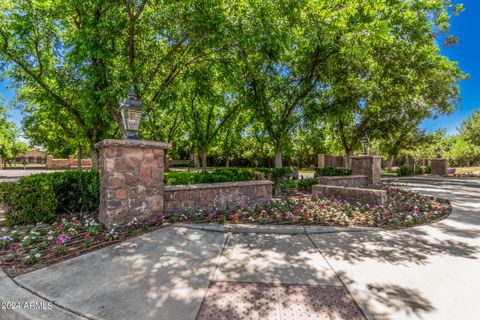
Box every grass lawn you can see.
[381,170,398,177]
[299,169,315,174]
[454,167,480,174]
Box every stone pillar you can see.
[351,155,382,185]
[46,155,53,169]
[317,154,325,168]
[95,139,171,225]
[67,155,75,169]
[431,158,448,176]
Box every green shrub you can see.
[212,168,256,181]
[2,176,58,226]
[398,165,414,176]
[164,172,198,185]
[0,170,99,226]
[297,178,318,189]
[256,167,294,184]
[314,167,351,177]
[415,165,432,175]
[416,166,425,175]
[48,170,99,213]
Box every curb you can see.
[174,223,377,235]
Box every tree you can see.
[322,0,465,167]
[0,104,27,166]
[460,110,480,146]
[181,63,242,172]
[0,0,235,165]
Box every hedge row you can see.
[0,171,99,226]
[314,166,352,177]
[164,167,295,185]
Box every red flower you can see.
[295,206,301,211]
[84,234,91,239]
[56,225,63,230]
[231,216,238,224]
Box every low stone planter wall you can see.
[164,180,273,214]
[312,184,387,205]
[317,175,368,188]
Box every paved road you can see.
[1,177,479,320]
[0,169,55,182]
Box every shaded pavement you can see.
[1,177,479,320]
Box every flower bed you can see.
[0,186,451,277]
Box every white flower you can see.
[35,253,41,259]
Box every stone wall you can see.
[351,155,382,185]
[312,185,387,205]
[317,175,368,188]
[431,158,448,176]
[95,139,171,225]
[317,154,346,168]
[164,180,273,214]
[46,155,92,169]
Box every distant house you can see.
[15,148,46,164]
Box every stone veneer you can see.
[351,155,382,185]
[317,175,368,188]
[431,158,448,176]
[95,139,171,225]
[312,185,387,205]
[164,180,273,214]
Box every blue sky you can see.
[421,0,480,134]
[1,1,479,137]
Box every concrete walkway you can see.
[1,177,479,320]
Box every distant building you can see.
[15,148,46,164]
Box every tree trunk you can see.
[225,157,230,168]
[344,150,352,169]
[89,148,99,170]
[274,147,283,168]
[77,146,83,170]
[164,149,169,171]
[386,155,394,171]
[201,148,208,173]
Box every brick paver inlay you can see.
[197,281,365,320]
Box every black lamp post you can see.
[361,134,370,155]
[121,87,143,139]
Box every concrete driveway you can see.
[1,177,479,320]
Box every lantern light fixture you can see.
[121,87,143,140]
[361,134,371,155]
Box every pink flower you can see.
[8,243,20,250]
[84,234,91,239]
